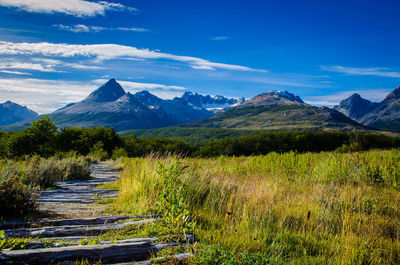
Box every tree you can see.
[24,116,57,156]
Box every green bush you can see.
[112,147,128,160]
[61,157,91,181]
[23,156,64,188]
[88,142,109,161]
[0,173,34,218]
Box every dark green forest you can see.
[1,116,399,159]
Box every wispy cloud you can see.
[211,36,229,41]
[0,70,31,75]
[53,24,149,33]
[0,60,59,72]
[321,65,400,78]
[0,41,264,72]
[304,88,392,107]
[31,58,104,70]
[0,0,137,17]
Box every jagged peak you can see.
[83,78,126,103]
[349,93,362,99]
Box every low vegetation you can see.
[108,150,400,264]
[0,155,91,218]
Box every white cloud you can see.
[211,36,229,41]
[0,0,136,17]
[53,24,150,33]
[32,58,103,70]
[0,78,96,113]
[0,41,264,72]
[304,88,392,107]
[0,70,31,75]
[0,60,59,72]
[116,27,149,32]
[321,65,400,78]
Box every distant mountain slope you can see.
[335,87,400,131]
[181,91,368,131]
[172,92,244,113]
[334,93,378,120]
[0,101,38,126]
[359,87,400,131]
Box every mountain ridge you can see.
[335,87,400,131]
[0,101,38,126]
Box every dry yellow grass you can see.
[111,150,400,264]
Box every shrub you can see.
[112,147,128,160]
[61,157,91,181]
[88,142,108,161]
[0,173,34,218]
[23,156,64,188]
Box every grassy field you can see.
[108,150,400,264]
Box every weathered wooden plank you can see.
[0,241,153,264]
[24,238,159,249]
[1,215,161,230]
[5,219,156,238]
[1,216,128,230]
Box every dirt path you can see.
[37,162,119,218]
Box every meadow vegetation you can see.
[1,116,400,264]
[0,155,91,218]
[108,150,400,264]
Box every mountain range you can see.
[334,87,400,131]
[0,101,38,126]
[0,79,240,131]
[1,78,400,132]
[181,91,366,131]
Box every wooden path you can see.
[0,162,190,264]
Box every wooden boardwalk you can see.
[0,162,190,264]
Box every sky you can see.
[0,0,399,114]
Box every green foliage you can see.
[119,127,262,145]
[61,157,91,181]
[196,131,400,157]
[0,170,34,218]
[156,161,194,232]
[122,135,196,157]
[0,230,28,250]
[111,147,128,160]
[0,156,91,218]
[23,156,65,188]
[88,142,108,161]
[78,237,100,246]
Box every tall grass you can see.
[113,150,400,264]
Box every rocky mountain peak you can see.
[384,86,400,101]
[83,78,126,103]
[334,93,378,120]
[242,90,304,107]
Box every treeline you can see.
[0,116,399,159]
[119,127,263,145]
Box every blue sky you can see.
[0,0,399,113]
